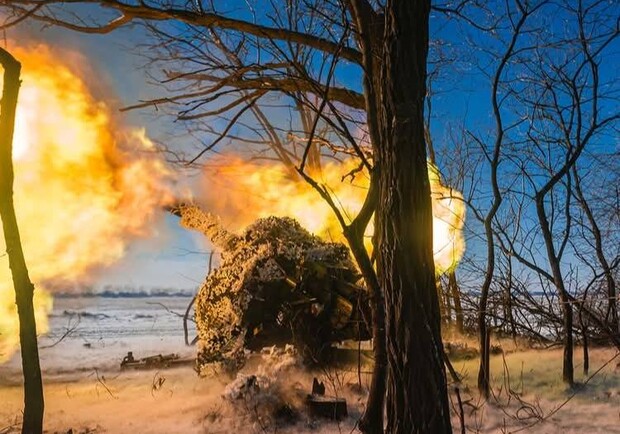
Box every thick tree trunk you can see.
[377,1,452,432]
[0,49,45,434]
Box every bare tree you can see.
[0,47,44,434]
[439,0,546,397]
[437,0,619,391]
[491,0,619,385]
[473,0,543,397]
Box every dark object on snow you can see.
[175,205,371,370]
[306,376,347,419]
[121,351,135,365]
[306,395,348,420]
[312,377,326,396]
[120,352,194,370]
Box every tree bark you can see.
[449,270,464,333]
[344,174,387,434]
[439,278,450,326]
[0,48,45,434]
[503,257,517,340]
[347,2,387,431]
[477,215,495,398]
[345,225,386,434]
[579,305,589,376]
[377,1,452,432]
[535,197,574,386]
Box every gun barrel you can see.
[172,203,240,250]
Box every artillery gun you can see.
[172,205,370,371]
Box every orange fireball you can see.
[0,44,173,362]
[199,155,465,274]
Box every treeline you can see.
[53,287,195,298]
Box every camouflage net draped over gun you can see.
[178,205,370,371]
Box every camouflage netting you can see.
[177,205,370,371]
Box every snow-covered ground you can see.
[0,295,196,379]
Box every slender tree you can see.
[0,47,44,434]
[474,0,541,397]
